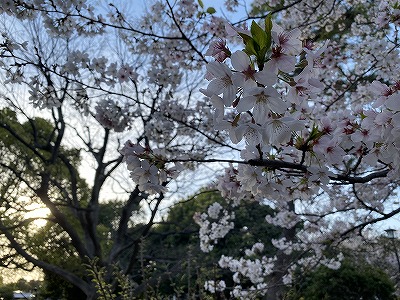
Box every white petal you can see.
[236,96,256,112]
[254,69,277,86]
[265,86,281,98]
[232,73,245,87]
[385,93,400,111]
[207,79,227,95]
[308,78,324,89]
[210,95,224,110]
[276,55,296,73]
[370,80,389,96]
[231,50,250,72]
[231,125,246,143]
[223,85,237,106]
[206,61,231,78]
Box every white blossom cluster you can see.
[193,201,235,252]
[28,77,61,109]
[217,244,275,298]
[120,141,182,194]
[270,237,302,256]
[201,21,335,199]
[62,51,139,87]
[204,280,226,293]
[0,0,104,36]
[95,99,131,132]
[215,237,344,297]
[374,0,400,27]
[265,211,301,230]
[216,164,247,206]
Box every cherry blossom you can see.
[230,50,257,89]
[271,23,302,55]
[202,61,237,106]
[193,203,235,252]
[236,86,286,122]
[205,39,230,62]
[95,99,131,132]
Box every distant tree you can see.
[288,258,396,300]
[130,189,281,298]
[0,279,40,300]
[0,107,147,298]
[38,201,126,299]
[0,283,14,300]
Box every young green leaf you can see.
[244,39,258,56]
[250,20,268,49]
[264,15,273,49]
[238,32,258,56]
[206,7,216,14]
[265,14,273,33]
[238,32,254,44]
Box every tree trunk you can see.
[265,201,297,299]
[86,292,97,300]
[265,252,288,300]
